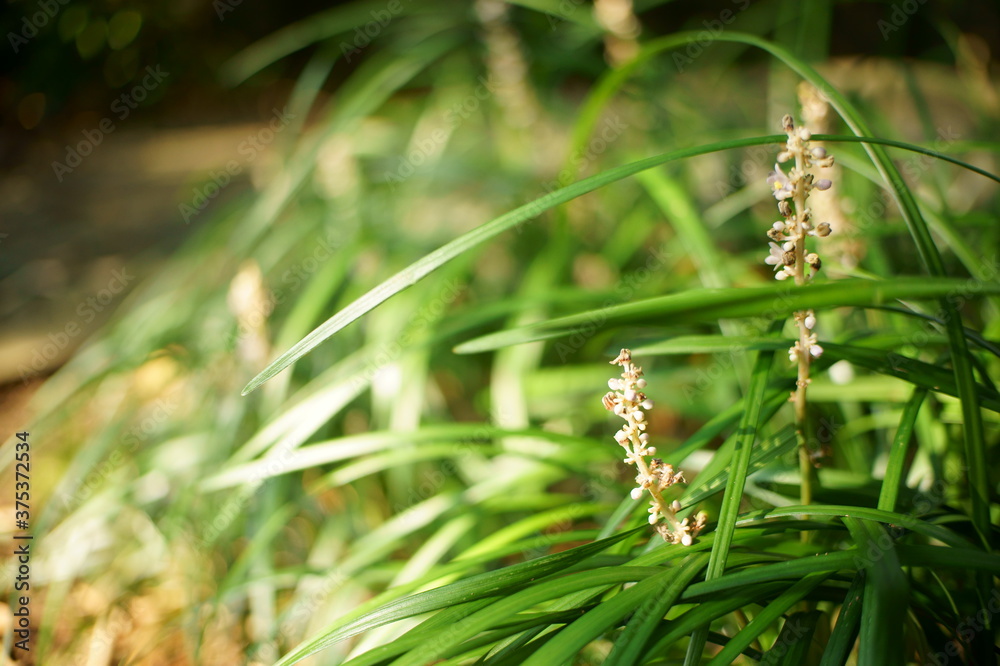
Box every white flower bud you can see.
[648,513,658,525]
[608,378,620,390]
[798,128,811,141]
[634,411,645,422]
[630,487,643,500]
[804,314,816,330]
[671,500,682,511]
[641,399,653,410]
[639,433,649,444]
[647,447,656,454]
[624,388,637,402]
[614,430,629,444]
[814,179,832,191]
[636,378,646,388]
[772,221,785,231]
[811,146,827,158]
[810,344,824,358]
[681,534,693,546]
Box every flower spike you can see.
[603,349,705,545]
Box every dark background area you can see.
[2,0,999,168]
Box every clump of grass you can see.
[12,4,1000,665]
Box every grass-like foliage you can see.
[14,2,999,664]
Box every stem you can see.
[791,152,814,512]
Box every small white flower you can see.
[814,179,832,191]
[608,378,620,390]
[636,378,647,388]
[767,164,795,201]
[641,399,653,410]
[630,487,643,500]
[765,242,784,268]
[634,411,644,422]
[804,314,816,330]
[623,388,637,402]
[810,344,824,358]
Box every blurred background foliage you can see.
[1,0,999,664]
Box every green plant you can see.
[14,3,1000,665]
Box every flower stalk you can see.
[603,349,705,544]
[766,114,834,507]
